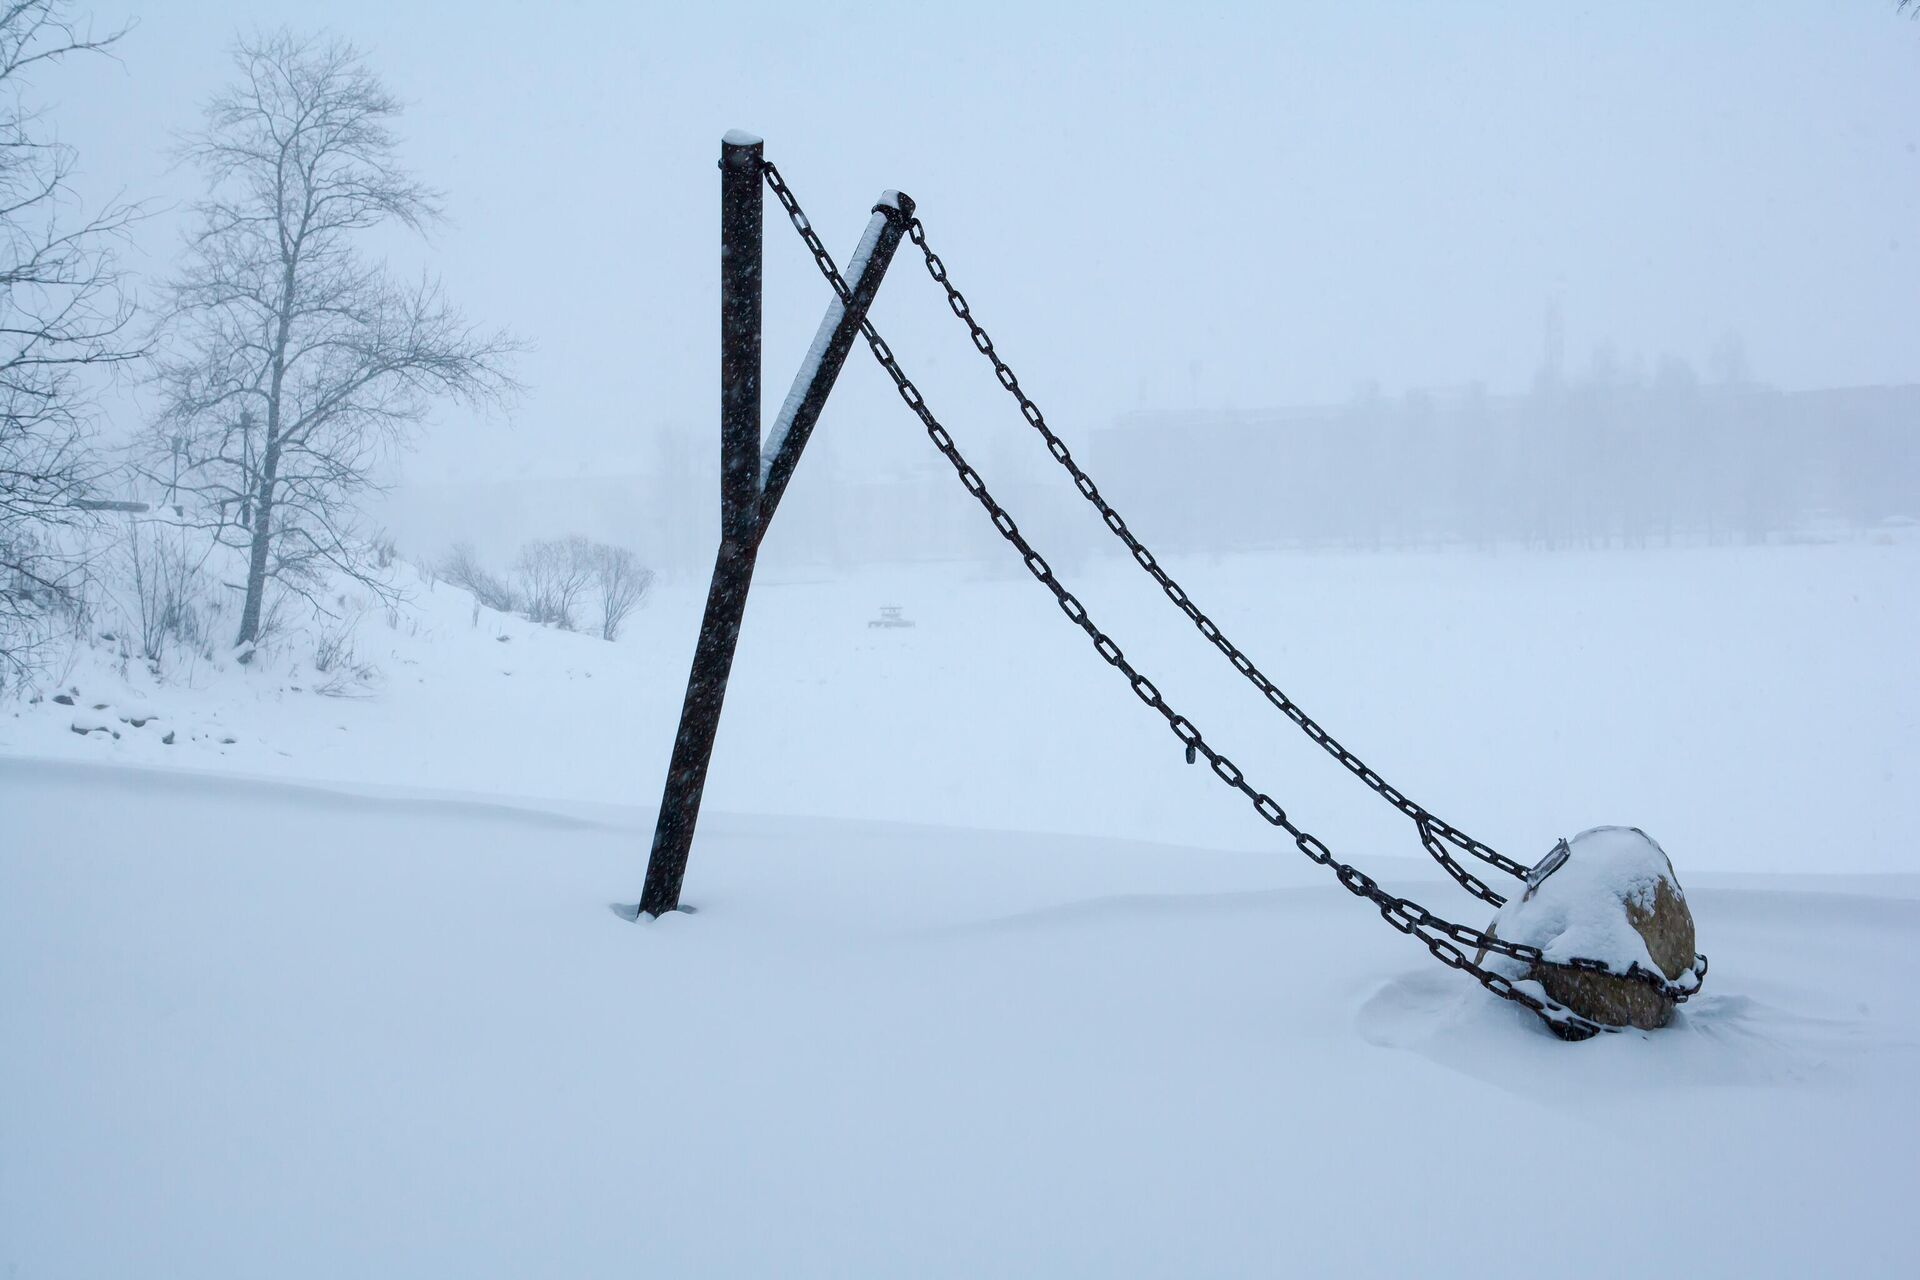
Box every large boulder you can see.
[1482,826,1696,1036]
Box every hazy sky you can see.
[48,1,1920,487]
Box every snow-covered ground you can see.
[5,536,1915,874]
[4,537,1918,1275]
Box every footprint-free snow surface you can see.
[4,757,1916,1277]
[5,542,1918,1274]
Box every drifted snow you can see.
[2,760,1916,1277]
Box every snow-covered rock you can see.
[1487,825,1697,1033]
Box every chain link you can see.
[759,159,1707,1039]
[762,163,856,309]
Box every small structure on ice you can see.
[868,604,914,629]
[1481,825,1697,1033]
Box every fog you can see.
[50,1,1920,572]
[9,12,1920,1261]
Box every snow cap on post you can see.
[721,128,764,147]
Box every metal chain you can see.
[760,159,1707,1038]
[906,220,1533,908]
[763,162,855,308]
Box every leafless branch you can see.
[0,2,143,688]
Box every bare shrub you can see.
[441,542,518,614]
[516,535,595,631]
[0,526,86,692]
[446,536,652,639]
[312,622,352,674]
[312,615,378,696]
[118,516,215,664]
[593,544,654,641]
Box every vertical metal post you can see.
[639,133,764,917]
[718,133,764,545]
[636,134,914,918]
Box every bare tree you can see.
[516,535,595,631]
[150,30,516,650]
[0,3,140,688]
[593,543,652,641]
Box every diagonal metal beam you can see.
[757,191,916,535]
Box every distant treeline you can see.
[1090,378,1920,554]
[402,376,1920,580]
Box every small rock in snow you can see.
[70,716,119,739]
